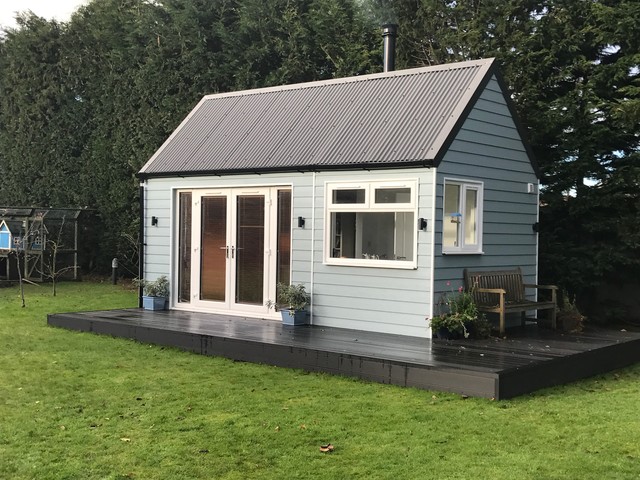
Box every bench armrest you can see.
[523,284,558,304]
[523,284,558,290]
[474,288,506,307]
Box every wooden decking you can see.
[47,309,640,399]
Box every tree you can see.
[0,0,379,274]
[368,0,640,315]
[40,216,76,296]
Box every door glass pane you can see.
[201,197,227,301]
[236,195,264,305]
[277,190,291,286]
[464,188,478,245]
[178,192,191,303]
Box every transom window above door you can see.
[325,180,418,269]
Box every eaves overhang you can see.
[137,159,435,180]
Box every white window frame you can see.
[442,178,484,255]
[324,180,418,269]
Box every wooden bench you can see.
[463,267,557,336]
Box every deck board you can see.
[47,309,640,399]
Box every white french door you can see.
[179,187,291,316]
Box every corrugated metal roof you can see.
[140,58,496,176]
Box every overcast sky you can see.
[0,0,90,30]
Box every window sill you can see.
[442,250,484,255]
[324,258,418,270]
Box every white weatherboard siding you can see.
[311,168,435,338]
[144,167,435,338]
[434,75,539,302]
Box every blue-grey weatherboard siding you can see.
[433,75,539,306]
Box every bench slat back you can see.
[464,268,526,304]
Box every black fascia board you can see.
[137,159,434,180]
[431,61,541,180]
[492,68,541,179]
[431,62,496,169]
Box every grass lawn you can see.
[1,281,639,479]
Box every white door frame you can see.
[178,186,285,318]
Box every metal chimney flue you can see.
[382,23,398,72]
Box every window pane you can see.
[332,189,365,204]
[375,187,411,204]
[443,183,460,248]
[359,212,394,259]
[178,192,191,303]
[331,212,356,258]
[394,212,414,260]
[464,188,478,245]
[330,211,413,261]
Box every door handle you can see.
[219,245,229,258]
[231,246,235,259]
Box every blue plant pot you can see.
[280,309,308,326]
[435,327,460,340]
[142,296,166,311]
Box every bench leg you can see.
[499,294,506,336]
[551,307,557,330]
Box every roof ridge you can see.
[202,58,496,100]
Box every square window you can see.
[326,181,418,268]
[330,211,414,261]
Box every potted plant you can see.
[429,284,490,340]
[556,290,585,332]
[429,312,470,340]
[266,282,310,326]
[135,275,169,311]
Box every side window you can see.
[325,181,418,269]
[443,179,483,254]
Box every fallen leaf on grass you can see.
[319,444,335,453]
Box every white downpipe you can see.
[427,169,438,338]
[309,171,317,324]
[140,180,147,279]
[535,180,541,301]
